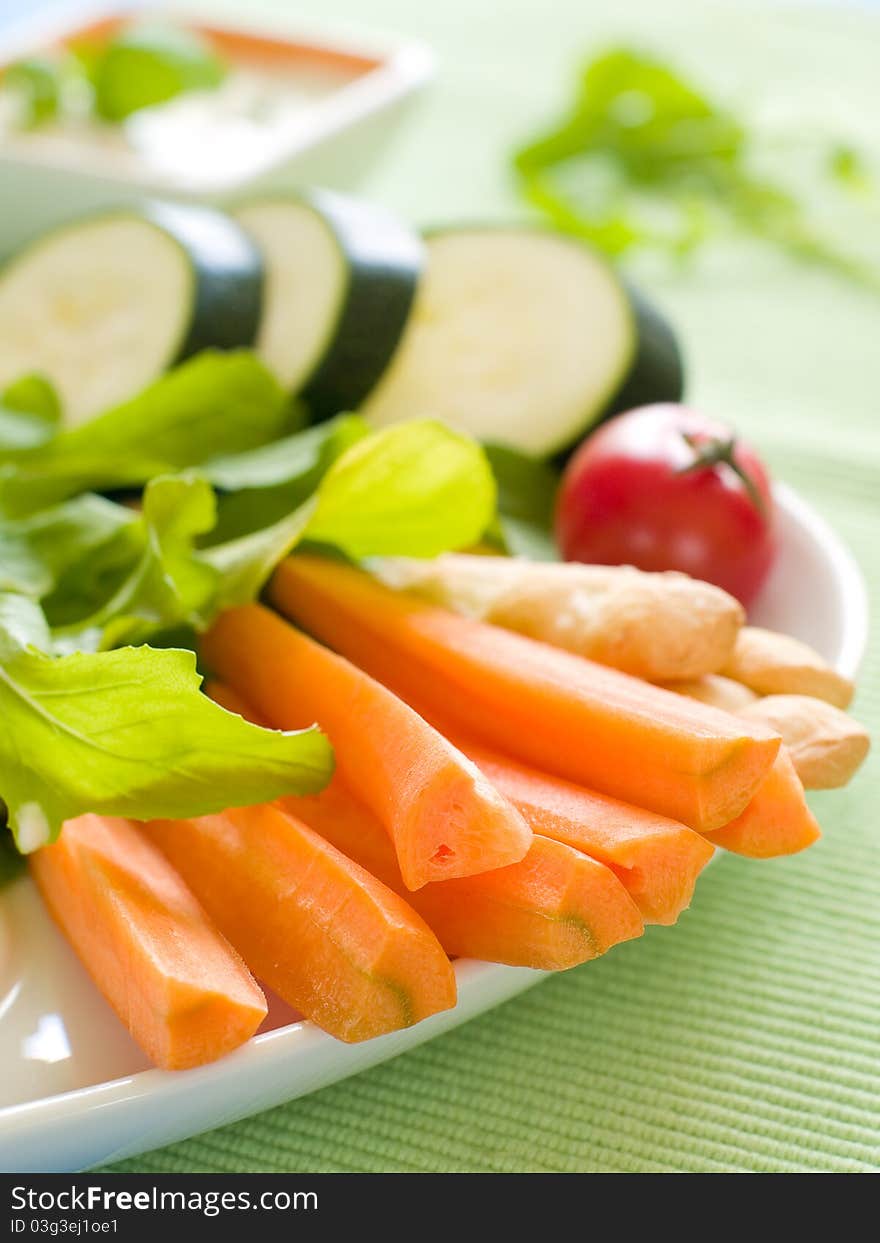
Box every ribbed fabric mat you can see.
[107,0,880,1173]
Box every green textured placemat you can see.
[108,0,880,1173]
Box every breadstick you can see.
[371,555,744,681]
[661,674,758,713]
[720,626,854,708]
[740,695,869,789]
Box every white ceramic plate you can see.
[0,482,867,1172]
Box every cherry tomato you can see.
[555,404,777,606]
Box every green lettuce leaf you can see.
[3,417,497,652]
[200,500,313,614]
[0,351,289,516]
[0,373,62,452]
[0,493,138,598]
[203,413,370,544]
[55,475,220,652]
[0,826,26,888]
[484,443,560,561]
[0,594,332,852]
[202,419,496,608]
[305,420,497,559]
[4,57,63,128]
[77,420,495,635]
[92,22,227,122]
[0,592,52,655]
[3,373,61,423]
[204,413,367,493]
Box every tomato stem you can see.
[678,432,765,514]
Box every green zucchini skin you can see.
[602,282,685,425]
[0,202,264,427]
[415,228,684,432]
[143,200,263,360]
[299,190,424,419]
[368,222,683,459]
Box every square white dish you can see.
[0,480,867,1173]
[0,2,434,252]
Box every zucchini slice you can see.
[609,283,684,422]
[362,227,683,458]
[0,202,262,428]
[234,192,423,417]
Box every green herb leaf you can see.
[54,475,220,651]
[92,22,226,122]
[828,144,873,194]
[0,592,52,656]
[203,419,496,607]
[3,373,61,424]
[493,516,558,561]
[204,413,366,493]
[0,374,62,452]
[4,57,63,128]
[486,443,559,527]
[0,351,289,517]
[3,414,497,660]
[305,420,497,559]
[482,444,560,561]
[41,418,367,641]
[203,498,317,614]
[0,493,138,599]
[0,597,332,852]
[513,46,878,285]
[203,413,370,544]
[0,826,26,889]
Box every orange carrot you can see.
[201,604,532,890]
[30,815,267,1070]
[286,781,644,970]
[459,740,715,925]
[206,682,644,967]
[267,557,781,832]
[710,749,821,858]
[206,679,271,725]
[63,17,381,74]
[143,803,457,1042]
[212,679,708,924]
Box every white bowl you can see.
[0,482,867,1172]
[747,482,867,682]
[0,2,434,252]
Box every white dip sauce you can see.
[0,59,356,188]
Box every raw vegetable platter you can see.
[0,482,867,1173]
[0,28,872,1169]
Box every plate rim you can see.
[771,481,868,682]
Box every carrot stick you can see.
[30,815,267,1070]
[206,682,644,967]
[207,681,651,959]
[201,604,532,890]
[212,679,709,924]
[143,803,457,1042]
[709,749,821,858]
[205,679,271,725]
[268,557,781,832]
[286,781,644,970]
[207,681,646,959]
[458,740,715,925]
